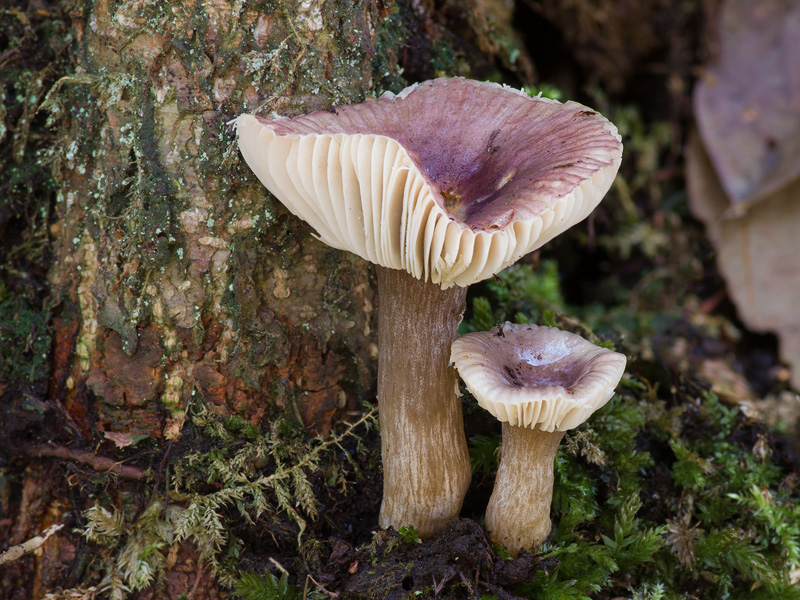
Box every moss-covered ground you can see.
[210,263,800,600]
[65,257,800,599]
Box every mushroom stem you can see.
[485,423,565,556]
[376,266,472,537]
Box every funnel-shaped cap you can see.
[450,322,626,431]
[237,78,622,288]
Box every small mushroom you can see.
[235,78,622,536]
[450,322,626,556]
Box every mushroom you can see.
[450,322,627,556]
[235,77,622,537]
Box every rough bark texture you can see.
[47,0,406,444]
[485,424,564,556]
[376,266,471,537]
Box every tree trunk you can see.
[48,0,404,443]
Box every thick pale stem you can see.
[485,423,565,556]
[376,266,472,537]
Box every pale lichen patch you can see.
[272,268,291,299]
[75,239,100,373]
[162,371,187,440]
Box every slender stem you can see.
[376,266,471,537]
[485,423,565,556]
[27,444,149,480]
[0,523,65,566]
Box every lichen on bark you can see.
[47,0,406,440]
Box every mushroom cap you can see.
[236,77,622,288]
[450,322,626,431]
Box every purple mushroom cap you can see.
[451,322,627,431]
[236,77,622,287]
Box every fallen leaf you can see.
[694,0,800,206]
[103,431,150,448]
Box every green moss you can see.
[0,297,50,385]
[397,525,421,545]
[428,39,463,77]
[234,571,314,600]
[524,83,565,101]
[451,262,800,599]
[0,4,68,390]
[80,403,377,595]
[370,5,407,95]
[121,80,179,271]
[471,382,800,600]
[462,260,568,335]
[468,433,501,475]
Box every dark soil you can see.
[315,519,557,600]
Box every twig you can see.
[304,574,338,599]
[457,570,473,594]
[269,556,289,576]
[0,45,22,70]
[0,523,64,565]
[187,562,204,600]
[27,444,149,480]
[433,569,457,597]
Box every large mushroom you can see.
[450,322,627,556]
[235,77,622,537]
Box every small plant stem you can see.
[27,444,148,480]
[485,423,565,556]
[246,408,376,495]
[376,266,472,537]
[0,523,64,565]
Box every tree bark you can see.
[49,0,405,441]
